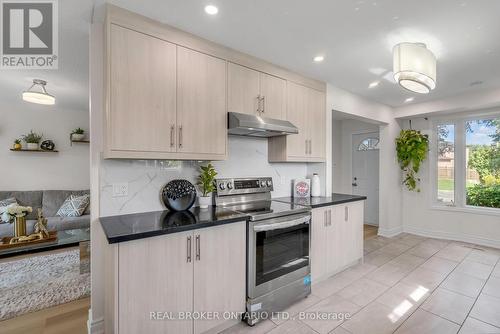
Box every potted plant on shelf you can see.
[1,204,32,237]
[71,128,85,141]
[13,139,22,150]
[197,163,217,209]
[22,130,42,150]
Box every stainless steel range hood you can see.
[228,112,299,138]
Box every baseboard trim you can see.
[88,309,104,334]
[404,226,500,249]
[378,225,404,238]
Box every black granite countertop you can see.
[100,206,249,244]
[273,193,367,209]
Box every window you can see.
[357,138,379,151]
[434,114,500,211]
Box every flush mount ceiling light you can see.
[22,79,55,105]
[313,55,324,62]
[393,42,436,94]
[204,4,218,15]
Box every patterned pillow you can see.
[0,197,17,223]
[56,194,90,217]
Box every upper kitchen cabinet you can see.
[228,62,286,120]
[104,25,227,160]
[176,47,227,158]
[268,82,326,162]
[108,24,177,155]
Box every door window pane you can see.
[437,124,455,204]
[465,118,500,208]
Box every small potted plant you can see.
[71,128,85,141]
[22,130,42,150]
[197,163,217,209]
[13,139,22,150]
[1,204,32,237]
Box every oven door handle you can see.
[253,216,310,232]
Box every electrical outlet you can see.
[112,183,128,197]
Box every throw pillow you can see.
[56,194,90,217]
[0,197,17,223]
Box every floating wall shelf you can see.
[10,149,59,153]
[70,139,90,146]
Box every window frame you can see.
[430,110,500,216]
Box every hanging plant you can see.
[395,129,429,191]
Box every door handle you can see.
[195,235,200,261]
[345,206,349,222]
[187,236,192,263]
[178,125,183,148]
[170,125,175,148]
[324,210,327,227]
[328,209,332,226]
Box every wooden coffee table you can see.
[0,227,90,259]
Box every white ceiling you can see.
[105,0,500,107]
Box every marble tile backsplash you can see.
[100,136,310,217]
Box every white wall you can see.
[0,104,89,190]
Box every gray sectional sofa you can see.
[0,190,90,238]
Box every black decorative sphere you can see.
[161,179,196,211]
[40,140,55,151]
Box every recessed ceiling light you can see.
[404,97,414,103]
[368,81,380,88]
[204,5,218,15]
[313,55,324,62]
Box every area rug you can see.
[0,249,90,321]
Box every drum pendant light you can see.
[393,43,436,94]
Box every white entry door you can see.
[352,132,379,226]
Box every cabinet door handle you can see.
[257,95,261,113]
[324,210,327,227]
[262,96,265,113]
[345,206,349,221]
[195,235,200,260]
[309,140,312,155]
[305,140,308,155]
[178,125,183,148]
[187,236,192,263]
[170,125,175,148]
[328,209,331,226]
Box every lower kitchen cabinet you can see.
[310,201,364,284]
[109,221,246,334]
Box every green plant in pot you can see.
[13,138,22,150]
[71,127,85,141]
[197,163,217,209]
[396,129,429,191]
[22,130,42,150]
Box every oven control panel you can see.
[215,177,273,196]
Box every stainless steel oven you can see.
[214,177,312,326]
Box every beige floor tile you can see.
[266,319,317,334]
[406,243,442,259]
[458,317,500,334]
[435,244,472,262]
[401,267,448,291]
[483,276,500,299]
[337,278,390,307]
[493,264,500,278]
[419,239,450,250]
[300,294,360,334]
[455,260,493,280]
[389,253,427,269]
[376,282,431,310]
[364,250,398,267]
[397,234,426,247]
[470,294,500,328]
[465,249,500,266]
[341,301,409,334]
[330,326,352,334]
[420,256,458,274]
[364,239,388,253]
[270,295,321,325]
[312,274,353,299]
[441,272,486,298]
[339,263,378,281]
[393,309,459,334]
[378,242,413,256]
[222,319,276,334]
[421,288,475,325]
[367,263,415,286]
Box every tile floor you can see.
[223,233,500,334]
